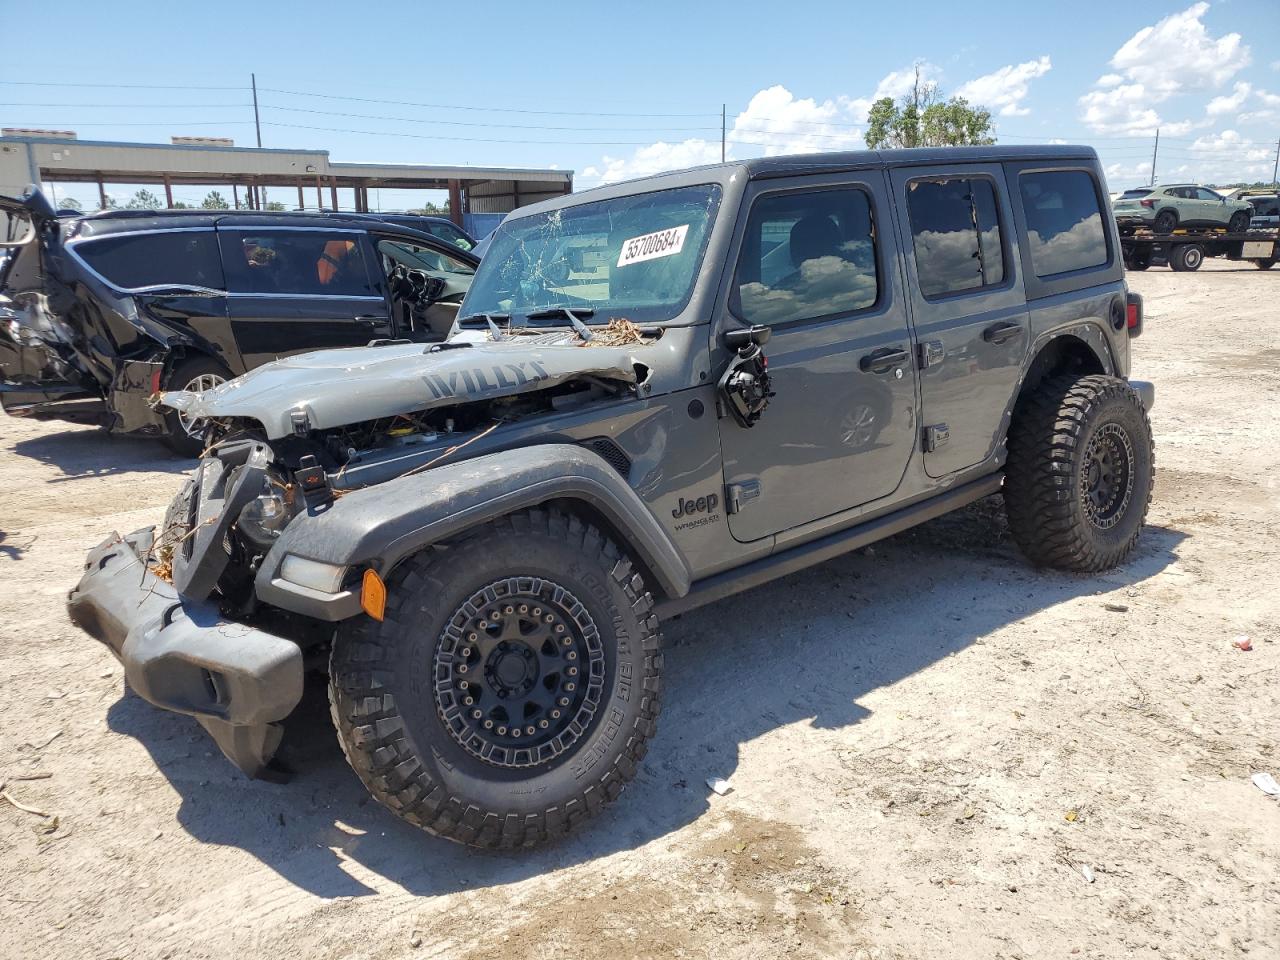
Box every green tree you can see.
[56,196,83,212]
[264,200,286,211]
[409,201,449,215]
[126,189,164,210]
[865,64,995,149]
[201,190,230,210]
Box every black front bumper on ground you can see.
[67,527,304,777]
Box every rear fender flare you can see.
[256,444,693,612]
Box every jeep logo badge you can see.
[672,493,719,519]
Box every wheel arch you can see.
[1011,331,1112,421]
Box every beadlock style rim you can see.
[1081,422,1135,530]
[433,577,606,769]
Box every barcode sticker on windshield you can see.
[617,224,689,267]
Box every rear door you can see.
[889,164,1029,478]
[218,226,392,368]
[716,171,918,542]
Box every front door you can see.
[218,227,392,368]
[716,172,918,543]
[889,164,1030,478]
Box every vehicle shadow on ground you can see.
[105,498,1186,902]
[11,427,191,482]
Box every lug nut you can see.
[562,636,572,646]
[532,607,542,617]
[483,719,494,729]
[464,697,474,706]
[472,709,482,719]
[567,651,577,660]
[551,709,561,719]
[468,632,478,642]
[565,682,575,691]
[525,725,536,736]
[518,604,528,614]
[559,697,570,706]
[554,624,565,634]
[539,719,549,729]
[504,605,514,614]
[568,667,577,676]
[511,727,521,738]
[544,615,554,623]
[461,647,472,658]
[457,664,468,673]
[496,726,507,735]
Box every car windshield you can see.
[1119,188,1152,199]
[461,184,722,324]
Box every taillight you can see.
[1140,199,1155,209]
[1126,292,1143,338]
[150,368,164,394]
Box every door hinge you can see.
[922,424,950,453]
[918,340,945,369]
[725,479,762,514]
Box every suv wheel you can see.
[1004,375,1154,572]
[329,508,663,849]
[1153,209,1178,234]
[1169,243,1204,272]
[161,357,230,458]
[1227,211,1251,233]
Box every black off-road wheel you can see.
[328,508,663,849]
[1153,209,1178,234]
[161,356,231,458]
[1004,375,1154,572]
[1227,211,1251,233]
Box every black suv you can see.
[0,190,478,453]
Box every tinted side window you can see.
[1195,188,1220,202]
[76,231,224,290]
[428,223,475,250]
[1019,171,1108,277]
[733,188,878,327]
[223,231,375,296]
[906,178,1005,299]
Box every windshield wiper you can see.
[458,311,511,338]
[524,306,595,342]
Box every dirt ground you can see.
[1,258,1277,960]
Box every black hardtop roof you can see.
[507,144,1100,220]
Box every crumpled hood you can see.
[161,337,651,439]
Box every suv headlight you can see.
[279,556,347,593]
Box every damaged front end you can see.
[69,329,659,776]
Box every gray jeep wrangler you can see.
[68,146,1154,849]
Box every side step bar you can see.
[656,473,1004,618]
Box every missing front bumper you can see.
[67,528,304,777]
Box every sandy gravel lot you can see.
[1,259,1277,960]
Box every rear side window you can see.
[906,178,1005,298]
[1019,171,1109,277]
[427,222,476,250]
[76,231,224,290]
[222,230,375,296]
[733,187,878,327]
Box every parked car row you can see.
[0,191,480,453]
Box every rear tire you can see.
[1227,211,1250,233]
[161,356,230,458]
[329,508,663,849]
[1153,209,1178,234]
[1254,259,1275,270]
[1169,243,1203,272]
[1004,375,1154,573]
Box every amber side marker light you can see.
[361,568,387,621]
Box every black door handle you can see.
[859,346,909,374]
[354,314,388,327]
[983,322,1025,344]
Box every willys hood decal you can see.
[161,338,651,439]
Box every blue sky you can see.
[3,0,1277,209]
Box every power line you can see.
[259,86,715,119]
[258,103,721,133]
[0,80,248,91]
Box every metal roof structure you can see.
[0,134,572,226]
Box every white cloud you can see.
[584,84,868,185]
[870,62,942,102]
[1257,89,1280,107]
[1207,82,1251,116]
[1110,2,1249,96]
[1079,4,1250,135]
[956,56,1052,116]
[1189,129,1273,163]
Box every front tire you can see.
[1227,211,1250,233]
[161,356,230,458]
[1004,375,1154,572]
[329,509,663,849]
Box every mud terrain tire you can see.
[1004,375,1154,572]
[329,508,663,849]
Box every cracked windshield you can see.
[463,184,721,325]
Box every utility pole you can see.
[1150,128,1159,186]
[1272,137,1279,188]
[252,73,262,149]
[721,104,726,163]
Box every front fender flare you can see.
[256,444,692,618]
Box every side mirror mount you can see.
[723,324,771,353]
